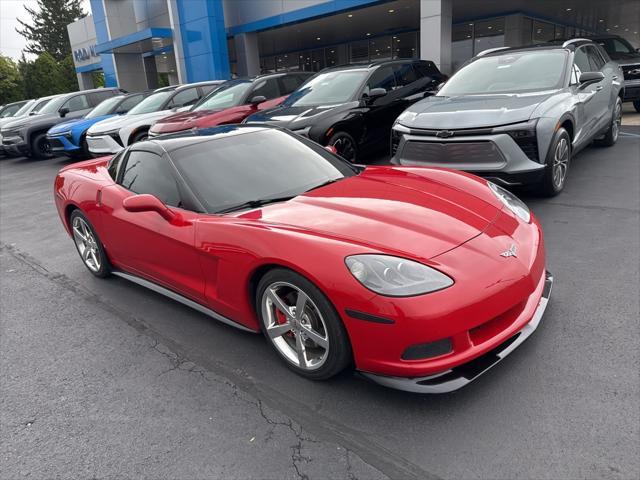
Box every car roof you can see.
[175,80,225,91]
[477,40,595,59]
[318,58,431,73]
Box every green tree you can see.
[20,52,77,98]
[16,0,85,61]
[0,56,24,104]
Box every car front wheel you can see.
[327,131,358,163]
[257,268,352,380]
[70,210,110,278]
[30,133,54,159]
[596,97,622,147]
[536,127,571,197]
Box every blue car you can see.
[47,92,148,157]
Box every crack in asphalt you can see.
[1,242,442,480]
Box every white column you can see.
[166,0,187,84]
[234,33,260,77]
[420,0,452,75]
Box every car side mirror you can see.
[249,95,267,106]
[59,107,69,118]
[578,71,604,88]
[122,194,176,222]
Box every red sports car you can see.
[54,125,553,393]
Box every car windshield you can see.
[13,100,35,117]
[596,37,638,60]
[37,95,68,115]
[86,95,124,118]
[283,70,369,106]
[171,128,358,213]
[439,50,568,95]
[31,98,52,114]
[192,81,252,111]
[0,103,22,118]
[127,91,174,114]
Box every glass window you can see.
[440,50,568,95]
[13,100,35,117]
[393,32,417,60]
[279,75,303,95]
[370,36,392,61]
[311,48,326,71]
[169,88,200,108]
[63,95,90,112]
[596,37,637,60]
[107,150,125,180]
[393,63,418,87]
[200,84,220,95]
[586,46,605,71]
[117,94,145,113]
[0,103,24,117]
[193,81,252,111]
[171,128,356,214]
[366,65,396,92]
[573,47,591,74]
[554,25,565,40]
[349,40,369,63]
[119,150,181,207]
[38,96,67,115]
[452,23,474,71]
[532,20,555,43]
[128,90,175,114]
[414,61,441,78]
[325,46,346,68]
[91,90,115,106]
[85,95,123,119]
[261,56,276,74]
[474,18,505,55]
[284,69,369,106]
[250,78,280,100]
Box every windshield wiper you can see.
[305,178,342,193]
[216,195,297,214]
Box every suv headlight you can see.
[488,182,531,223]
[345,254,453,297]
[491,118,538,139]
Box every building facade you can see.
[68,0,639,91]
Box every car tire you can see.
[80,135,91,158]
[634,99,640,113]
[69,210,111,278]
[536,127,571,197]
[131,130,149,144]
[257,268,352,380]
[30,133,54,160]
[596,97,622,147]
[327,131,358,163]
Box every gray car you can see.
[391,39,624,196]
[1,87,122,159]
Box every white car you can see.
[86,81,224,154]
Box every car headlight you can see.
[345,254,453,297]
[488,182,531,223]
[491,118,538,139]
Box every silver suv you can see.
[391,39,624,196]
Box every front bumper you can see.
[1,132,28,155]
[46,134,80,153]
[361,271,553,393]
[86,134,123,154]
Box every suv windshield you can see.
[128,91,174,114]
[284,70,369,107]
[193,81,252,111]
[13,100,35,117]
[172,128,357,213]
[440,50,568,96]
[86,95,123,118]
[37,95,68,115]
[595,37,638,60]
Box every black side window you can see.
[586,46,605,71]
[119,150,181,207]
[365,66,396,93]
[63,94,90,112]
[117,94,143,113]
[393,64,418,87]
[278,75,303,95]
[169,88,200,108]
[200,84,219,95]
[573,47,591,74]
[414,61,440,77]
[107,150,125,180]
[250,78,281,100]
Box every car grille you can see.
[621,64,640,81]
[401,140,504,165]
[2,130,20,139]
[48,137,65,149]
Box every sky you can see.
[0,0,90,61]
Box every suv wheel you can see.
[596,97,622,147]
[30,133,54,159]
[536,127,571,197]
[327,131,358,163]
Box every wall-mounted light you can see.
[388,9,394,13]
[348,13,353,18]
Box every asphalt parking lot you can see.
[1,126,638,479]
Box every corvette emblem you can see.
[435,130,454,138]
[500,244,518,258]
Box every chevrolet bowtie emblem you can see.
[435,130,454,138]
[500,244,518,258]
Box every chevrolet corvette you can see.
[54,125,552,393]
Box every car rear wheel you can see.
[70,210,110,278]
[257,268,352,380]
[536,127,571,197]
[327,131,358,163]
[30,133,54,159]
[596,97,622,147]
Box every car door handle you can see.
[595,86,603,92]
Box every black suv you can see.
[245,60,446,162]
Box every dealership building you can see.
[68,0,640,91]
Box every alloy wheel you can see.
[552,137,569,189]
[261,281,329,370]
[72,216,101,272]
[39,137,52,156]
[331,135,356,162]
[612,101,621,143]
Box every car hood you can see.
[398,92,556,129]
[611,54,640,66]
[246,102,357,129]
[48,115,114,135]
[236,166,501,260]
[88,110,171,134]
[2,112,57,130]
[0,115,28,129]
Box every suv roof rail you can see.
[562,38,591,48]
[476,46,511,57]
